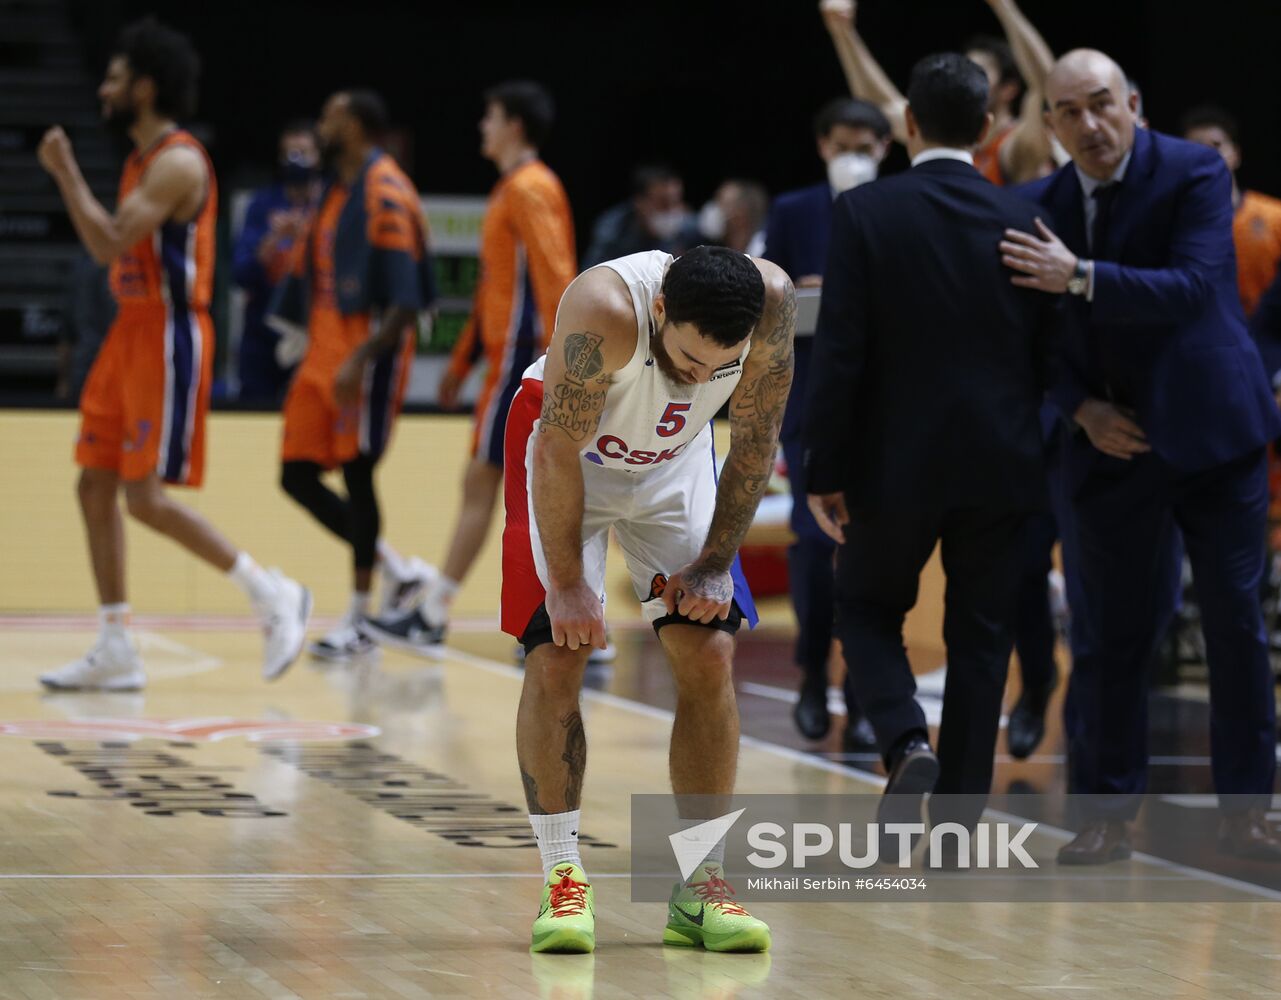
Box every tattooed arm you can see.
[532,268,637,651]
[664,261,796,624]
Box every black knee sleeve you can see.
[280,461,350,540]
[342,455,380,571]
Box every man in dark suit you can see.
[805,52,1056,840]
[765,97,890,750]
[1004,49,1281,863]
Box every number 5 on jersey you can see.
[656,402,691,438]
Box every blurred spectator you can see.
[697,179,769,256]
[583,164,698,266]
[1182,105,1281,318]
[762,97,889,749]
[821,0,1055,185]
[232,120,320,405]
[57,249,115,402]
[1128,77,1148,128]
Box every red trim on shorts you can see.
[500,378,547,638]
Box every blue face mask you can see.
[281,151,318,188]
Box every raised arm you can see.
[38,127,204,265]
[820,0,909,145]
[666,261,796,623]
[986,0,1056,183]
[534,270,636,649]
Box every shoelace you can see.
[547,872,590,917]
[687,872,749,916]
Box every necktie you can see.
[1088,182,1125,401]
[1090,182,1118,256]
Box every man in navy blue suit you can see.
[765,97,890,750]
[806,54,1058,843]
[1003,49,1281,863]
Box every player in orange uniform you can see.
[366,81,576,655]
[1182,105,1281,318]
[35,18,311,691]
[272,90,435,662]
[820,0,1056,185]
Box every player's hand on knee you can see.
[665,564,733,624]
[547,581,607,651]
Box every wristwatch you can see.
[1067,258,1090,296]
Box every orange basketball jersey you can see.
[109,129,217,310]
[77,129,217,487]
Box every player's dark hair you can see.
[344,90,389,140]
[484,80,555,148]
[907,53,990,148]
[111,16,200,119]
[812,98,891,141]
[964,34,1023,94]
[630,163,681,198]
[280,118,316,140]
[1180,104,1241,146]
[662,245,766,348]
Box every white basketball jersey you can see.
[523,251,750,473]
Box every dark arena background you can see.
[1,0,1280,997]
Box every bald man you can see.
[1003,49,1281,864]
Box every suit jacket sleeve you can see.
[762,201,791,278]
[803,194,867,494]
[232,190,271,292]
[1250,270,1281,387]
[1091,155,1235,324]
[1048,297,1091,422]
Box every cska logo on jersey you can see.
[649,574,669,600]
[591,435,690,467]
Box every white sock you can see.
[99,603,130,642]
[349,591,370,621]
[376,540,405,579]
[423,576,460,624]
[676,818,727,877]
[530,809,583,879]
[228,552,278,606]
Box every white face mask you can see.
[649,208,687,241]
[697,201,727,240]
[827,152,879,194]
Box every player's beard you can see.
[103,99,137,148]
[650,326,698,398]
[318,135,344,175]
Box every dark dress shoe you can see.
[1057,819,1132,865]
[1219,809,1281,861]
[877,738,939,862]
[1007,697,1048,760]
[793,683,830,741]
[842,713,878,752]
[1007,668,1057,761]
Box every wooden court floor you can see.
[0,618,1278,1000]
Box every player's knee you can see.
[672,639,735,697]
[76,468,116,510]
[462,456,501,497]
[123,483,167,526]
[524,646,586,702]
[280,461,317,503]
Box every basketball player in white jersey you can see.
[498,246,795,953]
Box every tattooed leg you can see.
[517,641,590,813]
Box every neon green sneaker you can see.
[663,862,771,952]
[530,863,595,953]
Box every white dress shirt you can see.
[910,147,976,168]
[1075,150,1133,300]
